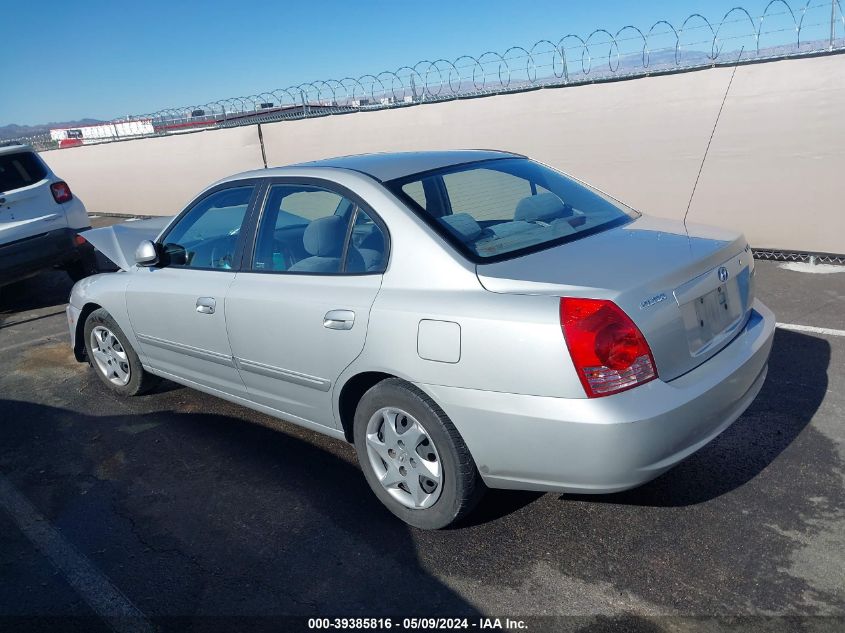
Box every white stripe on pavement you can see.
[0,475,154,633]
[776,322,845,337]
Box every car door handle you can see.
[196,297,216,314]
[323,309,355,330]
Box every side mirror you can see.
[162,242,187,266]
[135,240,159,266]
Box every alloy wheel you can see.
[89,325,131,386]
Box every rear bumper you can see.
[0,226,90,286]
[419,299,776,493]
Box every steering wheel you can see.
[210,235,238,269]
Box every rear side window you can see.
[252,184,387,274]
[0,152,47,192]
[388,158,636,263]
[348,209,387,273]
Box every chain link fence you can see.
[7,0,844,152]
[753,249,845,264]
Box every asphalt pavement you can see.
[0,219,843,632]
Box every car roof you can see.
[286,149,523,182]
[0,143,34,156]
[212,149,527,190]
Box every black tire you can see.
[83,308,159,396]
[353,378,485,529]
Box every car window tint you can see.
[0,152,47,192]
[162,186,254,270]
[348,209,387,273]
[253,185,351,274]
[279,189,343,221]
[386,158,634,261]
[401,180,426,209]
[442,168,532,221]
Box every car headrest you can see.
[514,193,571,222]
[303,216,346,257]
[360,228,384,251]
[440,213,483,241]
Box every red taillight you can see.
[560,297,657,398]
[50,181,73,203]
[74,234,87,246]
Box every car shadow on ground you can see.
[559,328,830,508]
[0,399,482,625]
[459,489,544,527]
[0,271,73,320]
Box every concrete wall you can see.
[684,55,845,253]
[42,54,845,254]
[42,126,263,217]
[261,65,734,224]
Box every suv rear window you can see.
[386,158,636,263]
[0,152,47,192]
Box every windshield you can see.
[386,158,637,262]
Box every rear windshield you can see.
[386,158,636,262]
[0,151,47,192]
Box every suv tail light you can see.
[50,181,73,203]
[560,297,657,398]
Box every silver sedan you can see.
[67,150,775,529]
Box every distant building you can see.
[50,120,155,148]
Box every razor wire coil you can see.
[8,0,844,151]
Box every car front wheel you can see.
[83,308,159,396]
[353,378,484,529]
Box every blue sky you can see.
[1,0,836,125]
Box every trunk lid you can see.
[476,215,755,381]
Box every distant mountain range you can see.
[0,119,103,141]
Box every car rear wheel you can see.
[83,308,159,396]
[353,378,484,529]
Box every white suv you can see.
[0,143,91,288]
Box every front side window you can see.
[252,184,387,274]
[387,158,635,262]
[162,185,254,269]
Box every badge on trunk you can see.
[718,267,729,282]
[640,292,667,309]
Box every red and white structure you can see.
[50,120,156,148]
